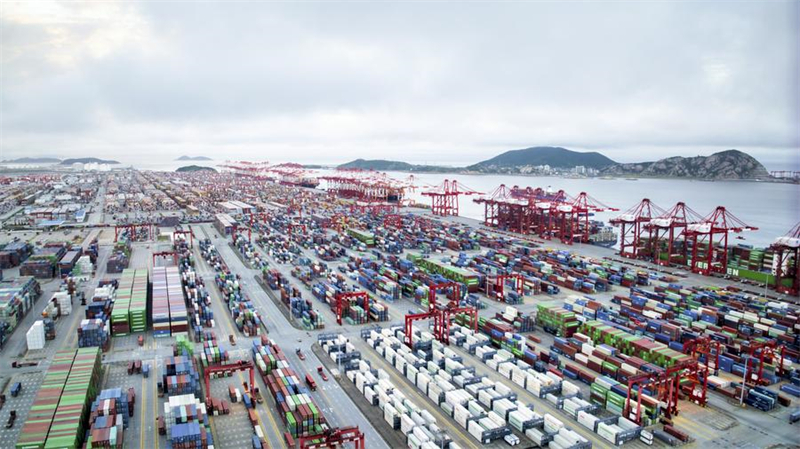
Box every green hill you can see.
[176,165,217,173]
[468,146,616,172]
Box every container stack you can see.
[50,291,72,316]
[111,270,133,336]
[536,302,579,337]
[72,255,94,281]
[252,341,328,437]
[155,267,182,335]
[163,394,214,449]
[90,388,131,428]
[84,388,130,449]
[166,266,188,336]
[215,271,264,336]
[152,267,173,337]
[19,246,66,279]
[200,338,228,366]
[580,320,692,368]
[26,319,46,350]
[162,355,201,396]
[0,241,32,268]
[289,297,325,330]
[16,347,102,449]
[181,267,214,334]
[78,318,110,349]
[130,270,148,333]
[0,276,41,334]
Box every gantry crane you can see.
[740,340,786,384]
[299,426,365,449]
[334,291,370,326]
[173,228,194,247]
[770,222,800,296]
[422,179,481,216]
[552,192,618,245]
[685,206,758,275]
[646,202,704,266]
[625,359,707,425]
[230,223,251,243]
[114,223,154,242]
[202,359,256,404]
[439,303,478,345]
[683,335,722,375]
[485,273,524,301]
[611,199,665,259]
[405,281,478,346]
[152,251,178,267]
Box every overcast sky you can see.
[1,1,798,169]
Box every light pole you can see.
[739,357,750,406]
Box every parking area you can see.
[0,371,44,447]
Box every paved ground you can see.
[0,195,798,449]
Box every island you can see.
[60,157,120,165]
[176,165,217,173]
[176,155,213,161]
[339,147,771,181]
[1,157,62,164]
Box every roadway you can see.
[204,223,390,448]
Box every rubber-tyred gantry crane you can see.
[646,202,704,266]
[770,222,800,296]
[202,359,256,403]
[152,251,178,267]
[334,291,370,326]
[740,340,786,384]
[230,223,251,243]
[299,426,365,449]
[115,223,154,242]
[439,302,478,345]
[485,273,524,301]
[685,206,758,275]
[422,179,481,216]
[624,359,707,425]
[173,228,194,247]
[405,281,479,346]
[611,199,666,259]
[683,335,721,375]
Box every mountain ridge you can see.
[338,147,770,180]
[61,157,120,165]
[176,155,213,161]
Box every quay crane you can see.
[685,206,758,275]
[610,199,665,259]
[422,179,481,217]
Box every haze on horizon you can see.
[1,1,798,170]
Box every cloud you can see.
[1,1,798,169]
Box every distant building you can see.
[573,165,587,175]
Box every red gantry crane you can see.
[485,273,524,301]
[422,179,481,217]
[769,222,800,296]
[173,228,194,247]
[553,192,618,245]
[334,291,370,326]
[404,281,478,346]
[646,202,705,266]
[610,199,666,259]
[684,206,758,275]
[625,359,708,425]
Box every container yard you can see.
[0,166,797,449]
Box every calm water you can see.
[128,162,799,248]
[315,169,800,249]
